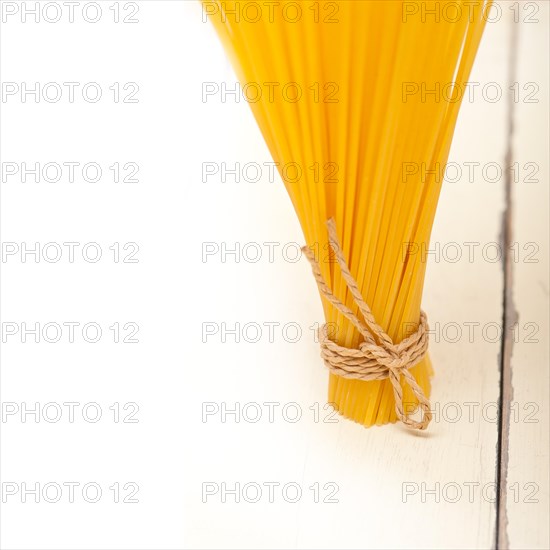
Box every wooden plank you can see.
[504,3,550,549]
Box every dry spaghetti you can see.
[204,0,491,428]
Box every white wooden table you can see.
[182,2,549,548]
[0,1,547,549]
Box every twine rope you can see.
[302,219,432,431]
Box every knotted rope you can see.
[302,219,432,430]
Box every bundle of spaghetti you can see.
[204,0,490,428]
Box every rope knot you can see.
[303,220,432,431]
[359,342,403,370]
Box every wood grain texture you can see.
[505,3,550,549]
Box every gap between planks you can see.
[495,14,519,550]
